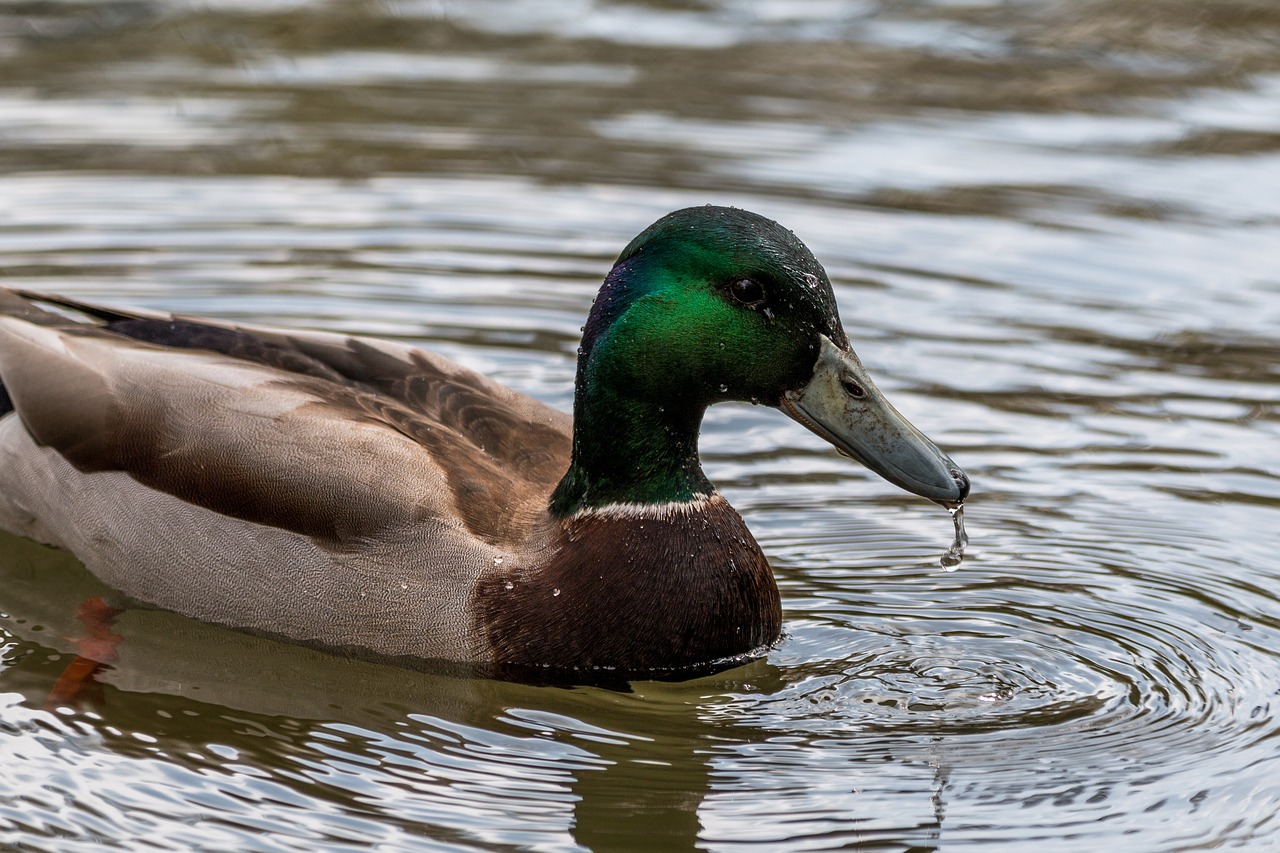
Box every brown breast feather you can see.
[475,496,782,677]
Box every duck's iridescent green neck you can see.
[548,364,711,517]
[549,259,713,516]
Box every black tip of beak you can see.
[950,468,971,502]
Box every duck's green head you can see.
[551,205,969,515]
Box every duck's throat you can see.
[549,386,711,516]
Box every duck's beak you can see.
[782,335,969,506]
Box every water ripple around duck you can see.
[695,493,1280,847]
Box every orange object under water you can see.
[46,596,124,710]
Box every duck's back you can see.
[0,289,571,664]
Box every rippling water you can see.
[2,1,1279,850]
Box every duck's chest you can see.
[474,496,781,677]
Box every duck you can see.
[0,205,968,681]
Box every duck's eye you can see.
[729,278,767,308]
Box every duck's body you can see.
[0,207,966,679]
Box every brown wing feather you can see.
[0,289,571,550]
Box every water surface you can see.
[2,1,1279,850]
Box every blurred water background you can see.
[1,1,1279,850]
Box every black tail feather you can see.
[11,288,149,324]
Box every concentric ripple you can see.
[749,501,1274,731]
[688,491,1280,848]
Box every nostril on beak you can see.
[950,468,971,501]
[840,377,865,398]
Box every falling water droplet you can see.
[552,588,562,597]
[719,384,729,393]
[940,504,969,571]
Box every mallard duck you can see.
[0,206,967,680]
